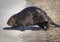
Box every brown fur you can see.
[7,6,60,31]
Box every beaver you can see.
[7,6,60,31]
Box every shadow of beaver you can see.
[3,26,42,31]
[6,6,60,31]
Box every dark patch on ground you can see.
[3,26,42,31]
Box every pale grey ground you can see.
[0,0,60,42]
[0,0,26,29]
[0,30,49,42]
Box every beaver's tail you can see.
[48,16,60,27]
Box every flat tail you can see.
[48,16,60,27]
[51,23,60,27]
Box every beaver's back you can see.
[7,6,49,27]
